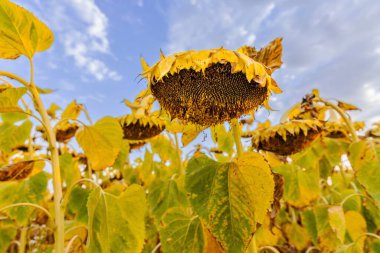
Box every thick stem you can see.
[28,59,65,253]
[231,119,244,157]
[174,133,183,173]
[317,98,359,142]
[19,227,28,253]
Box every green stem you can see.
[231,119,244,157]
[19,226,28,253]
[174,133,183,173]
[316,98,359,142]
[0,203,53,220]
[27,58,65,253]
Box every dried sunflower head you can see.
[141,45,282,126]
[367,122,380,138]
[56,122,79,143]
[120,113,165,141]
[37,122,79,143]
[128,140,147,150]
[120,95,165,141]
[323,121,364,139]
[252,120,322,156]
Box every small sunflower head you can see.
[120,114,165,140]
[56,122,79,143]
[323,121,364,139]
[128,140,147,150]
[141,41,282,126]
[120,94,165,141]
[367,122,380,138]
[252,119,322,156]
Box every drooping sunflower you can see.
[120,114,164,140]
[251,120,322,156]
[141,40,282,126]
[37,121,79,143]
[323,121,364,139]
[120,95,165,141]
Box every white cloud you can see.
[164,0,380,123]
[29,0,121,81]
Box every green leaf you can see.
[67,186,91,224]
[148,178,187,220]
[0,172,48,225]
[328,206,346,242]
[349,140,378,171]
[0,224,17,252]
[0,0,54,59]
[211,124,234,155]
[0,87,26,112]
[150,136,180,170]
[302,210,318,245]
[160,208,204,253]
[349,141,380,204]
[0,120,32,152]
[314,206,345,251]
[76,116,123,171]
[59,153,80,188]
[284,223,310,251]
[273,164,320,207]
[87,185,146,253]
[185,152,274,252]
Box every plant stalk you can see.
[317,98,359,142]
[231,119,244,157]
[28,58,65,253]
[19,227,28,253]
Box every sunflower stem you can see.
[28,58,65,253]
[174,133,183,173]
[19,226,28,253]
[316,98,359,142]
[231,119,244,157]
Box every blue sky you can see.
[1,0,380,126]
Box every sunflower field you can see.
[0,1,379,253]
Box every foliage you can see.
[0,1,379,253]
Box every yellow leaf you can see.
[254,37,283,73]
[61,100,83,121]
[345,211,367,249]
[181,125,202,147]
[75,117,122,171]
[337,101,360,111]
[140,57,150,72]
[0,0,54,59]
[234,152,274,223]
[155,55,176,81]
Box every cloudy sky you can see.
[1,0,380,126]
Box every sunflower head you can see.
[56,122,79,143]
[120,95,165,141]
[141,40,282,126]
[252,119,322,156]
[367,122,380,138]
[128,140,147,150]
